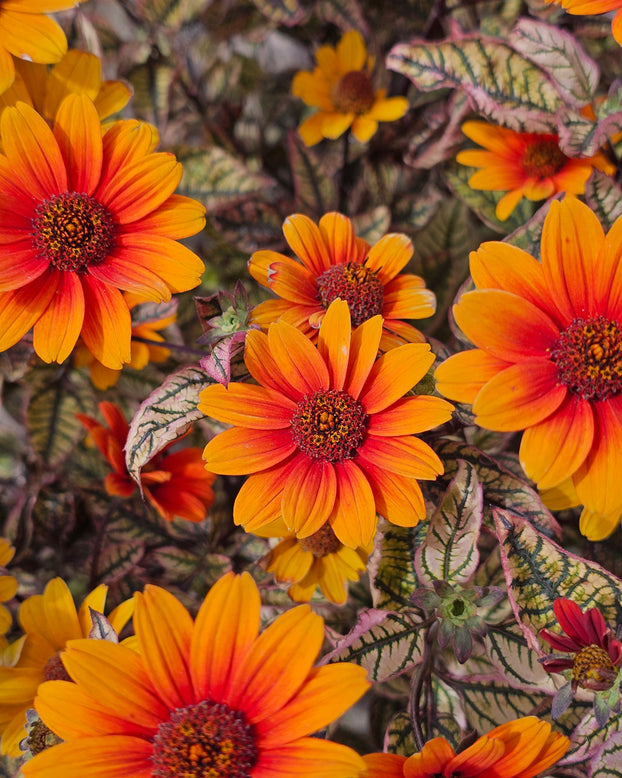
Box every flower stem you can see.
[338,129,351,215]
[409,622,439,750]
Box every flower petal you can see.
[366,232,413,283]
[434,349,510,404]
[283,214,331,276]
[32,270,85,364]
[317,298,351,390]
[282,457,337,538]
[360,343,435,413]
[329,460,377,547]
[367,395,454,436]
[345,314,383,399]
[0,269,58,353]
[268,319,329,395]
[203,427,296,475]
[198,383,296,429]
[80,275,131,369]
[22,736,153,778]
[53,93,102,195]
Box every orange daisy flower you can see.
[0,95,205,369]
[434,197,622,541]
[0,577,134,756]
[456,121,615,221]
[0,49,131,124]
[77,402,216,523]
[363,717,569,778]
[0,1,86,94]
[249,212,436,350]
[547,0,622,45]
[292,30,408,145]
[0,538,16,636]
[200,299,453,548]
[263,519,371,604]
[24,572,370,778]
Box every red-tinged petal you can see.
[1,102,67,198]
[245,328,303,400]
[574,397,622,520]
[134,585,194,709]
[367,395,454,436]
[53,94,102,195]
[283,213,332,276]
[99,120,158,183]
[360,343,435,414]
[86,254,171,303]
[541,198,604,321]
[233,458,294,532]
[32,270,84,364]
[226,605,323,720]
[257,664,370,746]
[473,360,565,432]
[598,212,622,319]
[0,240,49,291]
[404,737,456,778]
[358,459,426,526]
[198,382,296,429]
[80,275,131,369]
[358,436,443,480]
[445,736,504,775]
[21,736,153,778]
[253,738,366,778]
[318,212,358,265]
[364,753,408,778]
[328,460,376,548]
[454,290,559,361]
[317,298,350,391]
[366,232,413,283]
[553,598,591,645]
[345,315,383,399]
[0,268,58,353]
[520,396,594,489]
[99,401,129,442]
[248,249,284,287]
[125,194,205,240]
[191,572,260,702]
[268,319,329,395]
[282,457,337,537]
[434,349,510,404]
[265,259,318,304]
[113,233,204,293]
[203,426,296,475]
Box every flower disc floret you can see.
[572,645,617,689]
[299,522,343,557]
[331,71,375,114]
[153,700,258,778]
[316,262,384,326]
[521,138,568,178]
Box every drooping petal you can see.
[282,457,337,538]
[32,270,85,364]
[80,275,132,369]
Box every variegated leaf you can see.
[387,35,562,132]
[458,677,548,731]
[589,730,622,776]
[484,621,559,693]
[125,365,213,484]
[352,206,391,245]
[316,0,369,34]
[585,170,622,230]
[505,198,553,257]
[385,711,417,755]
[493,508,622,651]
[370,522,428,610]
[250,0,306,24]
[95,540,145,583]
[323,609,424,681]
[415,460,482,585]
[288,130,338,216]
[562,708,622,765]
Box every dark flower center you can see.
[549,315,622,401]
[32,192,116,272]
[152,700,258,778]
[521,138,567,179]
[43,652,72,682]
[291,389,368,463]
[316,262,384,327]
[300,521,343,556]
[331,71,375,114]
[572,644,617,691]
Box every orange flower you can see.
[77,402,216,523]
[456,121,615,220]
[363,717,569,778]
[200,299,453,548]
[435,197,622,541]
[547,0,622,45]
[0,539,16,636]
[0,95,205,369]
[74,296,177,390]
[292,30,408,145]
[0,50,131,124]
[24,572,370,778]
[249,212,436,350]
[0,1,86,93]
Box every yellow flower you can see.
[0,0,87,93]
[0,539,16,636]
[0,49,131,124]
[292,30,408,146]
[0,578,134,756]
[264,520,371,604]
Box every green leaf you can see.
[493,508,622,650]
[370,522,428,610]
[391,182,444,233]
[178,147,276,213]
[95,540,145,583]
[125,365,213,484]
[324,609,424,682]
[589,729,622,776]
[288,130,338,217]
[415,461,483,585]
[484,621,559,692]
[352,206,391,245]
[27,367,95,467]
[585,170,622,231]
[387,35,563,132]
[509,19,598,106]
[504,199,553,257]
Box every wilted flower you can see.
[292,30,408,145]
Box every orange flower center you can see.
[521,138,567,179]
[152,700,258,778]
[572,644,617,690]
[291,389,368,463]
[43,652,72,682]
[32,192,116,272]
[316,262,384,327]
[331,71,375,114]
[549,315,622,401]
[300,521,343,556]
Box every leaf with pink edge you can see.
[589,728,622,776]
[585,170,622,230]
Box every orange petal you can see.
[198,383,296,429]
[88,254,171,303]
[367,233,413,283]
[233,458,293,532]
[32,270,85,364]
[283,213,331,276]
[364,753,408,778]
[367,395,454,436]
[80,275,131,369]
[203,426,296,475]
[358,461,426,526]
[318,212,358,265]
[0,9,67,64]
[53,93,102,195]
[329,460,377,547]
[360,343,434,413]
[336,30,367,71]
[434,349,510,404]
[125,194,205,240]
[268,318,329,395]
[345,315,383,399]
[265,257,318,304]
[113,233,204,294]
[21,736,153,778]
[282,457,337,537]
[383,276,436,320]
[254,738,366,778]
[473,361,566,431]
[18,577,81,647]
[245,328,301,399]
[358,435,443,480]
[0,269,58,353]
[404,737,456,778]
[520,396,594,489]
[317,298,351,391]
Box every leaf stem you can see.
[409,621,439,750]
